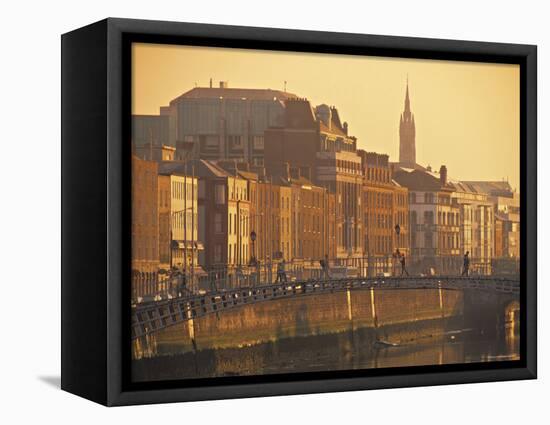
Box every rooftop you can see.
[461,180,515,196]
[158,159,233,179]
[170,86,298,103]
[393,167,454,192]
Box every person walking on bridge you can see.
[276,259,287,283]
[462,251,470,276]
[393,249,401,276]
[400,253,409,276]
[320,254,331,280]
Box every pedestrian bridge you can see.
[131,275,519,340]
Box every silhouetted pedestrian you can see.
[400,253,409,276]
[276,259,287,283]
[394,249,401,276]
[236,265,245,286]
[462,251,470,276]
[320,254,331,279]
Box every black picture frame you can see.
[61,17,537,406]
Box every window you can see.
[229,135,243,148]
[425,193,434,204]
[203,135,219,147]
[424,211,434,225]
[425,232,433,248]
[214,213,222,233]
[252,135,264,150]
[215,185,225,205]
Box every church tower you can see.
[399,78,416,166]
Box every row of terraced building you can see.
[131,81,519,297]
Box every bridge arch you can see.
[132,276,520,340]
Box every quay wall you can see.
[133,288,464,358]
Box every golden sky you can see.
[132,43,520,189]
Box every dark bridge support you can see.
[463,289,519,335]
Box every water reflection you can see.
[132,319,519,382]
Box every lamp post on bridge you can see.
[250,230,259,286]
[250,230,257,264]
[394,223,401,276]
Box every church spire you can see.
[399,75,416,166]
[403,74,411,115]
[404,75,411,115]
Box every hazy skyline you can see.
[132,43,520,189]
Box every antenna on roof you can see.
[149,128,153,160]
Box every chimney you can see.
[439,165,448,185]
[343,122,348,135]
[209,78,212,88]
[284,162,291,181]
[219,81,228,89]
[300,166,312,181]
[316,104,332,130]
[290,166,301,180]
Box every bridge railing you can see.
[133,254,518,303]
[131,275,520,339]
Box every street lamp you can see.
[250,230,257,265]
[394,223,401,276]
[250,230,259,286]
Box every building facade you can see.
[131,156,159,300]
[193,160,250,286]
[168,174,199,271]
[158,162,203,292]
[156,82,298,166]
[450,181,494,274]
[135,143,176,162]
[359,151,409,276]
[157,174,171,269]
[264,99,364,266]
[464,181,520,274]
[394,166,460,274]
[132,113,170,148]
[393,184,410,256]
